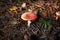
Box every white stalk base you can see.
[27,21,31,27]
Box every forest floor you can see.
[0,0,60,40]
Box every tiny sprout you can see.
[21,11,37,27]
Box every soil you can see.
[0,0,60,40]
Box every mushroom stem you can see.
[27,20,31,27]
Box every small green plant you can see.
[40,18,51,28]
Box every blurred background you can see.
[0,0,60,40]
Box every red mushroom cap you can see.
[21,11,37,21]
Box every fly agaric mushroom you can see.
[55,11,60,20]
[21,11,37,27]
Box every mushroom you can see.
[21,11,37,27]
